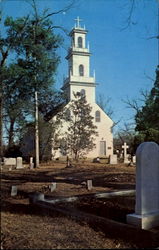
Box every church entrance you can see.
[99,141,106,156]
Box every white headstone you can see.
[127,142,159,229]
[109,154,117,164]
[49,182,56,192]
[4,158,16,166]
[87,180,92,191]
[132,155,136,164]
[29,157,34,169]
[11,186,17,196]
[16,157,23,169]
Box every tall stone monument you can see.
[122,142,129,163]
[127,142,159,229]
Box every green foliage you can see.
[61,92,98,160]
[135,65,159,144]
[1,7,63,150]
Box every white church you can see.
[51,17,114,159]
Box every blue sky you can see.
[1,0,158,133]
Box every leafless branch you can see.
[120,0,136,31]
[144,71,155,82]
[147,35,159,40]
[48,25,69,36]
[112,118,122,128]
[43,1,74,19]
[122,97,140,112]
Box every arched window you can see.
[80,89,85,96]
[95,111,101,122]
[79,64,84,76]
[78,37,83,48]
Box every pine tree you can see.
[135,65,159,144]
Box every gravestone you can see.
[109,154,117,164]
[127,142,159,229]
[16,157,23,169]
[29,157,34,169]
[49,182,56,192]
[87,180,92,191]
[11,186,17,196]
[122,142,130,163]
[3,158,16,166]
[132,155,136,164]
[119,151,123,159]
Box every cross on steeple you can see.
[75,16,82,28]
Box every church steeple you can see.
[62,17,96,103]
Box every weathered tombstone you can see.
[29,157,34,169]
[87,180,92,191]
[9,166,12,171]
[132,155,136,164]
[127,142,159,229]
[3,157,16,166]
[16,157,23,169]
[122,142,130,163]
[49,182,56,192]
[11,186,17,196]
[109,154,117,164]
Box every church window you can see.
[78,37,83,48]
[95,110,101,122]
[79,64,84,76]
[81,89,85,96]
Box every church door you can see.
[100,141,106,156]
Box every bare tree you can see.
[96,93,114,118]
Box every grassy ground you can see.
[1,161,158,249]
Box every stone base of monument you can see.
[126,211,159,230]
[124,158,130,164]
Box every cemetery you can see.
[1,142,159,249]
[1,0,158,248]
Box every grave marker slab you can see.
[11,186,17,196]
[16,157,23,169]
[132,155,136,164]
[4,158,16,166]
[29,157,34,169]
[127,142,159,229]
[87,180,92,191]
[49,182,56,192]
[109,154,117,164]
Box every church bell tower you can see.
[62,17,96,104]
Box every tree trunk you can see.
[8,119,15,148]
